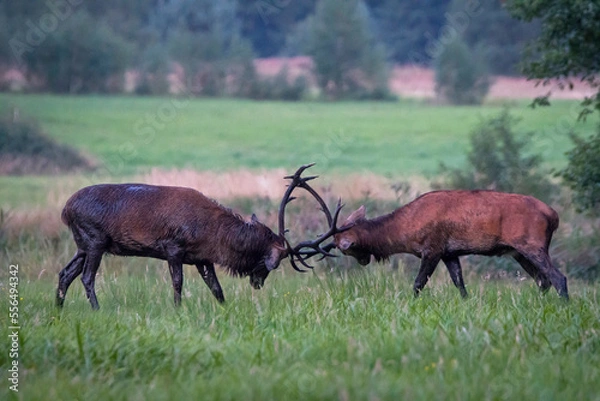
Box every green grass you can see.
[1,265,599,401]
[1,94,598,208]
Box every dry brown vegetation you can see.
[2,168,430,239]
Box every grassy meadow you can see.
[1,94,599,400]
[1,94,598,209]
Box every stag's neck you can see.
[214,215,269,275]
[357,209,414,259]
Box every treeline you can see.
[0,0,537,97]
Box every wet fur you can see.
[58,183,284,309]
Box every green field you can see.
[1,94,598,208]
[1,94,599,400]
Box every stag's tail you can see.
[544,206,560,250]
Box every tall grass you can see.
[1,265,598,401]
[1,224,599,400]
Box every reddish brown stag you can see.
[332,190,568,299]
[57,167,337,309]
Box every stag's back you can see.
[61,184,231,254]
[395,190,558,254]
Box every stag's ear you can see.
[251,213,259,224]
[344,205,366,226]
[339,238,354,251]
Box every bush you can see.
[435,109,557,203]
[434,36,490,105]
[552,217,600,282]
[0,113,92,175]
[558,128,600,215]
[248,67,309,101]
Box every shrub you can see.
[435,109,557,203]
[558,128,600,215]
[248,67,309,101]
[0,113,92,175]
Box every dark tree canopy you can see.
[0,0,557,94]
[507,0,600,116]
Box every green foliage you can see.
[552,214,600,281]
[452,0,539,76]
[0,112,91,174]
[372,0,449,64]
[21,11,133,93]
[434,36,490,105]
[558,128,600,215]
[307,0,390,99]
[135,44,171,96]
[437,110,557,203]
[164,0,257,97]
[506,0,600,116]
[247,67,309,101]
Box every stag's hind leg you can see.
[513,253,551,293]
[80,249,103,309]
[196,262,225,303]
[56,250,86,307]
[442,256,468,298]
[518,249,568,300]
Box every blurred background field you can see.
[1,94,596,209]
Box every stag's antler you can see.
[278,163,344,272]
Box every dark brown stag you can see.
[331,190,569,299]
[57,165,337,309]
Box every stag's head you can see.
[246,214,288,289]
[333,205,372,266]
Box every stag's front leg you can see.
[196,262,225,303]
[167,258,184,306]
[413,253,441,297]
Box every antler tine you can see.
[283,163,315,180]
[279,164,345,271]
[292,198,344,256]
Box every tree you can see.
[167,0,256,96]
[21,11,133,93]
[237,0,318,57]
[307,0,389,99]
[453,0,539,76]
[506,0,600,116]
[507,1,600,215]
[371,0,448,65]
[433,36,490,105]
